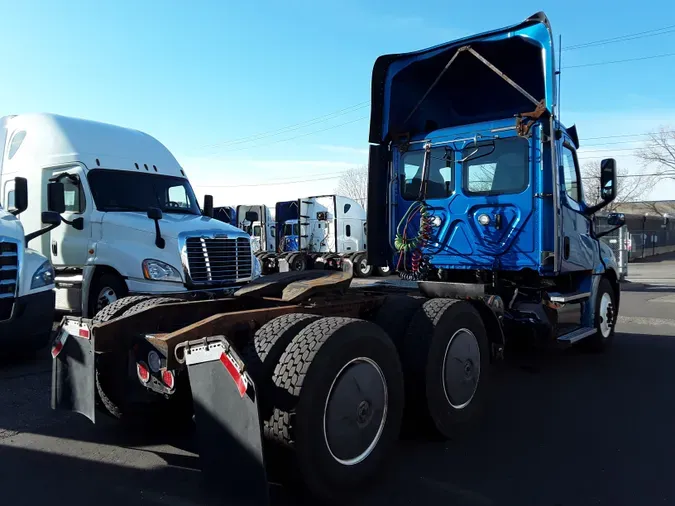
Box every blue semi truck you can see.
[50,11,623,505]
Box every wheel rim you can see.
[442,328,481,409]
[359,259,371,274]
[323,357,388,466]
[96,287,118,312]
[380,265,390,274]
[599,292,614,338]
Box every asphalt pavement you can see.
[2,258,675,505]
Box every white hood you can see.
[0,209,25,242]
[101,212,249,240]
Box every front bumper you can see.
[125,278,246,300]
[0,289,55,345]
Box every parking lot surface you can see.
[2,256,675,505]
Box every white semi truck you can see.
[0,175,63,352]
[0,114,260,318]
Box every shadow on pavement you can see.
[2,331,675,506]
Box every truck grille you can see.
[0,240,19,321]
[185,236,252,285]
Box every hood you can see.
[0,209,25,242]
[101,212,250,240]
[369,11,556,144]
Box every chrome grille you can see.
[185,236,252,285]
[0,240,19,321]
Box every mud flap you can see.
[182,336,270,506]
[50,320,96,423]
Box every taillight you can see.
[162,370,175,390]
[136,361,150,383]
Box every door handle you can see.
[51,241,58,256]
[564,236,570,259]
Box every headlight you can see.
[142,259,182,282]
[31,260,55,289]
[252,254,262,278]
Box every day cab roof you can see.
[1,113,185,178]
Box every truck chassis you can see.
[51,261,510,504]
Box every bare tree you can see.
[582,160,655,211]
[336,166,368,209]
[636,127,675,180]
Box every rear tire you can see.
[269,317,404,502]
[403,299,490,439]
[95,296,183,421]
[372,294,425,352]
[374,264,392,277]
[289,253,307,271]
[92,295,154,324]
[240,313,321,427]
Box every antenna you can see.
[557,34,562,124]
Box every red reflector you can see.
[51,342,63,359]
[136,362,150,383]
[162,370,175,390]
[78,328,90,339]
[219,352,247,397]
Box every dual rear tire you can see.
[241,298,489,501]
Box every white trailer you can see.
[0,113,260,317]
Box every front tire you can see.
[89,273,128,317]
[582,278,617,353]
[353,254,373,278]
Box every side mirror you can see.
[47,181,66,214]
[245,211,258,222]
[41,211,62,226]
[607,212,625,227]
[10,177,28,215]
[600,158,617,202]
[147,207,163,221]
[203,194,214,218]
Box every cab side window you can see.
[561,146,583,203]
[62,176,85,213]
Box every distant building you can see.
[613,200,675,217]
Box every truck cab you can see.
[280,219,300,252]
[0,114,260,318]
[367,11,622,346]
[236,204,275,253]
[0,177,62,352]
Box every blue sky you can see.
[2,0,674,205]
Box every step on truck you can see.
[50,11,624,505]
[0,176,64,353]
[0,114,261,318]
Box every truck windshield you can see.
[462,137,529,195]
[401,147,454,200]
[283,223,299,236]
[87,169,201,215]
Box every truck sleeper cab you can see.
[0,114,260,318]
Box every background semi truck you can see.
[50,11,624,505]
[237,195,391,277]
[0,114,260,318]
[0,176,63,353]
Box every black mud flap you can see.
[181,336,270,506]
[50,319,96,423]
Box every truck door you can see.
[559,141,597,271]
[48,167,91,268]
